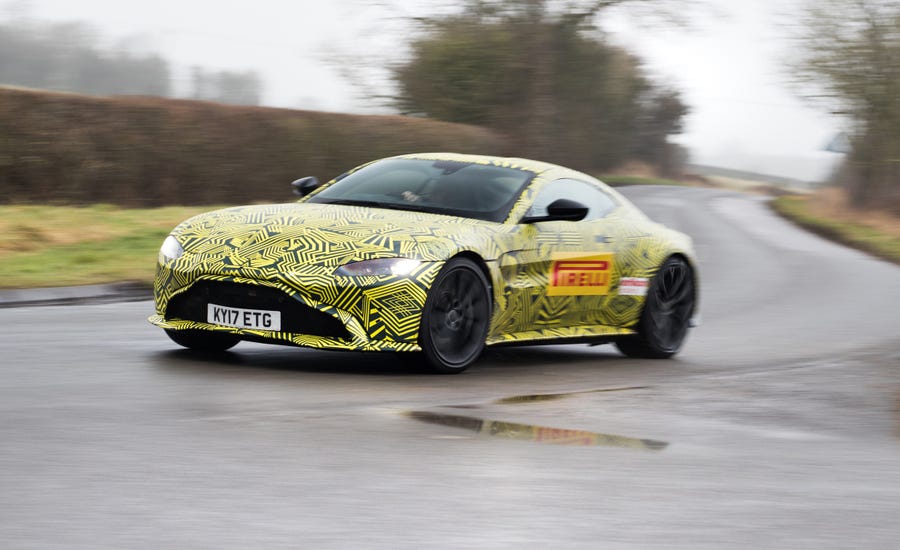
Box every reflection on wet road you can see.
[494,386,649,404]
[407,410,668,450]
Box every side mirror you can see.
[291,176,320,196]
[521,198,589,223]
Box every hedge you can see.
[0,87,508,206]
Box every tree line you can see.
[393,0,689,176]
[394,0,899,207]
[0,17,263,105]
[5,0,894,208]
[1,0,691,178]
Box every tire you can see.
[165,329,240,352]
[615,256,695,359]
[419,257,491,374]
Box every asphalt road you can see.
[2,187,899,549]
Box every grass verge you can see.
[771,195,900,265]
[0,204,225,288]
[13,192,894,290]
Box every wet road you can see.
[2,187,900,549]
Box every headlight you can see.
[335,258,421,277]
[159,235,184,263]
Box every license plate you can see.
[207,303,281,331]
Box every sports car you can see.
[150,153,698,373]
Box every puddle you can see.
[407,411,667,451]
[495,386,649,405]
[496,393,570,404]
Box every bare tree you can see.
[793,0,900,208]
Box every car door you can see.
[495,178,623,334]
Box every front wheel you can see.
[165,329,240,352]
[616,256,695,359]
[419,258,491,374]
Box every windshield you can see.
[306,158,535,222]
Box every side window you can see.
[525,178,618,221]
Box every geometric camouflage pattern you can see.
[150,153,696,352]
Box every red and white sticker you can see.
[618,277,649,296]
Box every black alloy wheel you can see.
[165,329,240,352]
[419,257,491,374]
[616,256,695,359]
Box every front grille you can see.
[166,280,351,340]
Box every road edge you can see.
[0,281,152,308]
[770,195,900,266]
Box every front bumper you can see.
[151,260,443,352]
[148,314,419,352]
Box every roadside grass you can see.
[11,189,897,289]
[0,204,225,288]
[771,194,900,265]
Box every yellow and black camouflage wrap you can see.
[149,153,696,353]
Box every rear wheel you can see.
[616,256,695,359]
[165,329,240,352]
[419,258,491,374]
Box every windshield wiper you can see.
[317,198,490,220]
[320,198,435,213]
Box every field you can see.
[0,204,223,288]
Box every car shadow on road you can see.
[149,342,633,378]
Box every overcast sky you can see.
[3,0,845,181]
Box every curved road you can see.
[2,187,899,549]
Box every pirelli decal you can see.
[548,253,614,296]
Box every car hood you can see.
[172,202,510,269]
